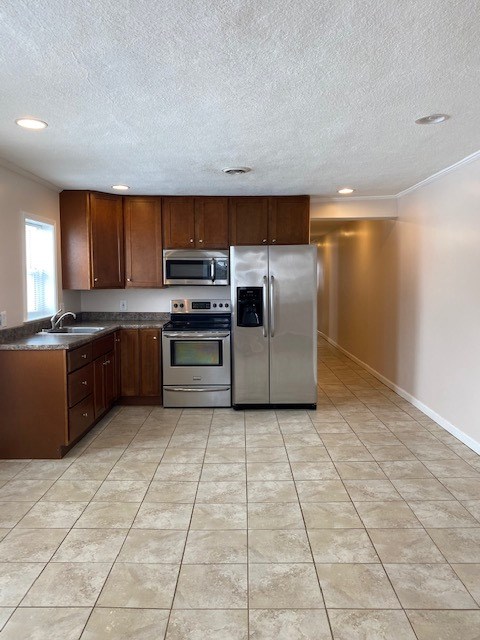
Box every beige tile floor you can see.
[1,337,480,638]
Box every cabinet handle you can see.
[81,380,88,386]
[189,238,194,243]
[82,412,88,418]
[198,239,203,243]
[272,239,277,243]
[81,354,87,359]
[262,239,267,243]
[103,360,110,365]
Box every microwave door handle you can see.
[211,258,215,283]
[262,275,268,338]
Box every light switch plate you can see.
[119,300,127,312]
[0,311,6,327]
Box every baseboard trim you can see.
[318,331,480,455]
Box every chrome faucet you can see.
[51,310,77,330]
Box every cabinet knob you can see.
[81,354,87,359]
[82,412,88,418]
[115,338,120,343]
[272,239,277,243]
[189,238,194,243]
[94,278,98,282]
[127,278,131,282]
[81,380,88,386]
[262,239,267,243]
[153,336,157,340]
[198,239,203,243]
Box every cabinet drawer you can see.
[68,362,93,408]
[92,333,115,359]
[69,394,94,443]
[67,343,93,372]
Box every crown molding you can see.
[0,157,61,192]
[312,147,480,203]
[395,148,480,198]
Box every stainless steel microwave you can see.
[163,249,229,286]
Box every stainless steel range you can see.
[162,299,231,407]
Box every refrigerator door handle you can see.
[270,275,275,337]
[262,275,268,338]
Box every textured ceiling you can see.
[1,0,480,196]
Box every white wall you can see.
[311,197,397,220]
[80,286,230,312]
[0,163,81,328]
[318,155,480,451]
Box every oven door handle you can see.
[163,332,230,339]
[167,386,231,392]
[210,258,215,282]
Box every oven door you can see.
[162,331,231,385]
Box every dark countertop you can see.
[0,320,166,351]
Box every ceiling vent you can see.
[222,167,251,175]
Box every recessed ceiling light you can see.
[338,188,354,194]
[222,167,251,175]
[112,184,130,191]
[15,117,48,130]
[415,114,449,125]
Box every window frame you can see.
[22,213,58,322]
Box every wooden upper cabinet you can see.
[194,197,229,248]
[268,196,310,245]
[162,197,195,249]
[90,192,124,288]
[229,197,269,246]
[124,197,163,287]
[163,196,229,249]
[60,190,124,289]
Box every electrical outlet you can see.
[119,300,128,312]
[0,311,6,328]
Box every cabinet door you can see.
[93,357,107,418]
[162,197,195,249]
[268,196,310,245]
[194,197,229,248]
[89,192,125,288]
[104,351,116,409]
[124,197,163,287]
[120,329,140,397]
[113,331,121,400]
[140,329,160,396]
[229,197,269,246]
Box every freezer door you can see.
[230,247,270,405]
[268,245,317,404]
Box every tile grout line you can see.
[162,407,214,639]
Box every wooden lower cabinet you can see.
[93,351,115,418]
[0,328,161,459]
[0,335,118,459]
[69,395,95,442]
[119,328,161,401]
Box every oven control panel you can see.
[171,299,231,313]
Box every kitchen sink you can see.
[38,326,105,335]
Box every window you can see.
[24,217,57,320]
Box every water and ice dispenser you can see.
[237,287,263,327]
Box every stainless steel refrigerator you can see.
[230,245,317,408]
